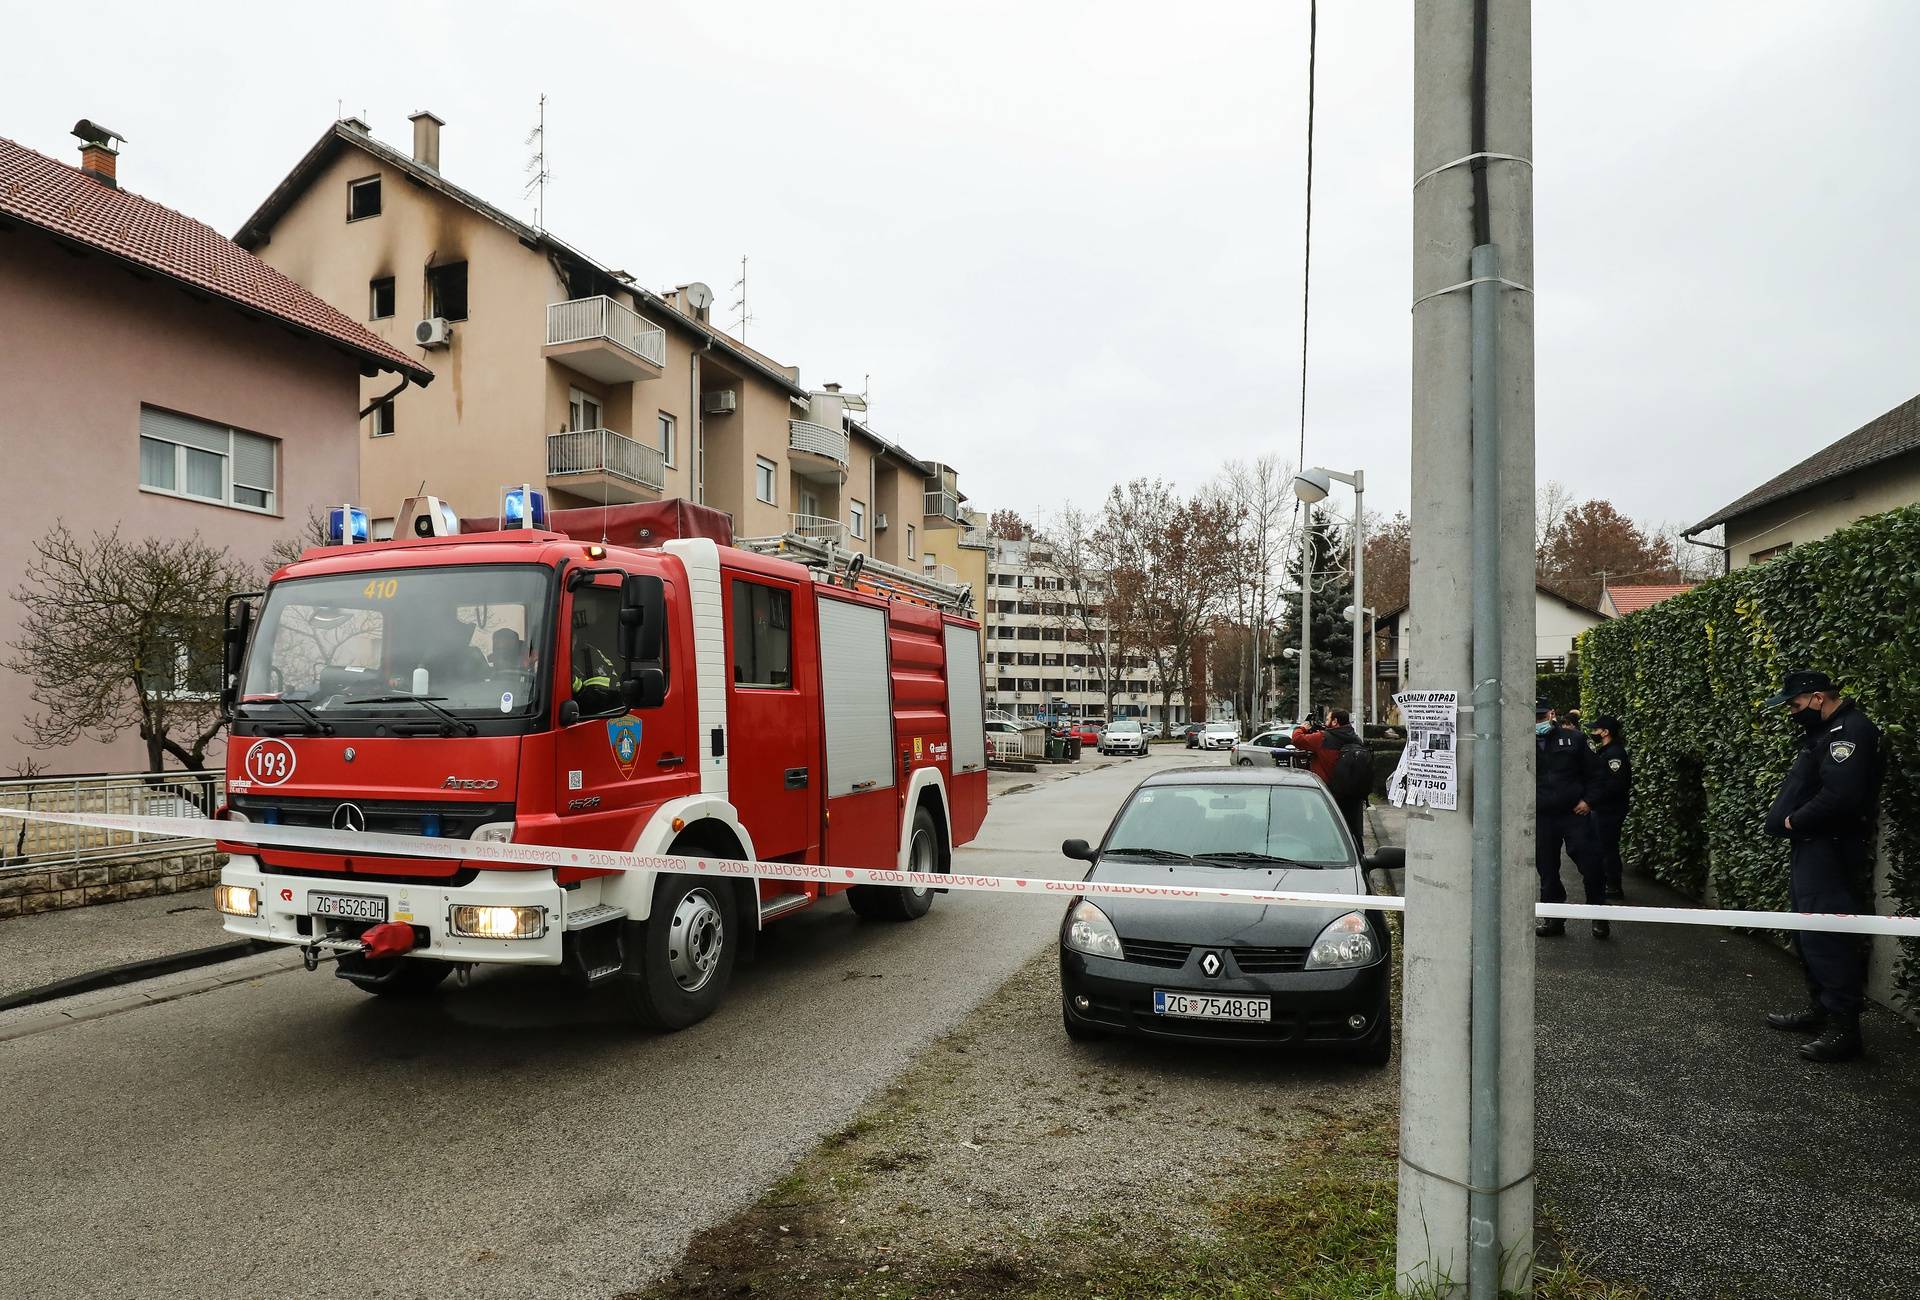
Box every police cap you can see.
[1763,669,1835,710]
[1587,714,1622,735]
[1535,698,1551,716]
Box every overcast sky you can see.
[9,2,1918,536]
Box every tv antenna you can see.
[730,254,754,341]
[523,93,550,230]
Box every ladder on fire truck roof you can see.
[733,531,974,615]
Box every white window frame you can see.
[370,399,396,438]
[849,499,866,540]
[347,175,381,222]
[657,412,677,467]
[755,456,777,505]
[906,523,916,559]
[138,408,278,515]
[569,387,602,432]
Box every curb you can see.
[0,939,268,1014]
[0,948,303,1043]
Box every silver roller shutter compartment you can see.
[943,624,986,775]
[818,599,895,798]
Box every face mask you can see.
[1536,721,1552,736]
[1792,704,1825,729]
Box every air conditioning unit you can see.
[414,317,454,349]
[874,511,889,532]
[702,389,738,415]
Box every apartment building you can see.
[984,539,1189,727]
[0,125,429,773]
[235,115,968,568]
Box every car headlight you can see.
[1305,911,1379,970]
[1062,898,1123,959]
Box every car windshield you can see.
[1109,721,1141,733]
[1104,783,1351,867]
[241,564,553,718]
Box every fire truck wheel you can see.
[849,805,940,922]
[620,874,736,1030]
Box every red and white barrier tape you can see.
[4,806,1917,938]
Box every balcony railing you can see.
[958,526,992,550]
[788,419,850,466]
[547,428,666,491]
[790,513,846,545]
[546,296,667,366]
[924,489,964,524]
[924,561,960,586]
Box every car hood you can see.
[1084,855,1364,945]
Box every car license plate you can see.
[1153,990,1271,1022]
[310,891,388,922]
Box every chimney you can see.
[409,110,444,172]
[71,118,126,188]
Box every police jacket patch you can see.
[1830,741,1856,762]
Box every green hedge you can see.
[1579,503,1920,1007]
[1535,670,1580,716]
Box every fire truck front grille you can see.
[229,796,514,841]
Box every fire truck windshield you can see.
[239,564,553,725]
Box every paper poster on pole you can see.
[1385,689,1459,811]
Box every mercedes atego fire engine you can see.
[211,491,988,1029]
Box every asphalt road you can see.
[0,751,1181,1300]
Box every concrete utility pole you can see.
[1399,2,1536,1297]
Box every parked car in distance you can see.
[1231,730,1311,769]
[1099,718,1147,756]
[1058,766,1401,1060]
[1197,720,1240,751]
[1181,722,1206,748]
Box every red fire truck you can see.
[211,493,988,1029]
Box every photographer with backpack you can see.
[1292,708,1372,849]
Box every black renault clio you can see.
[1057,766,1401,1063]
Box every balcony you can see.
[789,513,846,545]
[545,296,666,384]
[788,419,850,483]
[923,561,960,586]
[958,525,992,550]
[546,428,665,502]
[923,489,964,527]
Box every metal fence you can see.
[545,296,668,367]
[0,771,224,870]
[788,419,850,466]
[546,427,668,490]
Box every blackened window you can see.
[348,176,381,221]
[371,400,396,438]
[730,581,792,688]
[369,276,395,319]
[428,261,469,321]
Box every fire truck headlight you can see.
[214,885,259,917]
[471,822,514,844]
[449,905,546,940]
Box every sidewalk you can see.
[1372,803,1920,1299]
[0,886,244,1003]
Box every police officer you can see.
[1587,715,1632,900]
[1536,700,1609,938]
[1762,669,1881,1063]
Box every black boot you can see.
[1798,1014,1863,1063]
[1766,1005,1825,1033]
[1535,918,1565,937]
[1605,885,1626,902]
[1591,920,1611,940]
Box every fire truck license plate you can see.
[1153,991,1271,1022]
[309,892,388,922]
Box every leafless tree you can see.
[1035,505,1134,722]
[1536,480,1577,565]
[6,524,260,772]
[1101,479,1237,728]
[1218,455,1296,724]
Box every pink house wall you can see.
[0,226,364,774]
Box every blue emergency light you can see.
[326,506,370,545]
[503,487,548,529]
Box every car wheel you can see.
[1062,995,1104,1042]
[1352,1005,1393,1067]
[849,804,940,922]
[619,873,736,1030]
[1235,757,1253,766]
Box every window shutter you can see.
[140,406,228,454]
[231,431,277,491]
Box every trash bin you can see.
[1047,736,1068,761]
[1066,737,1083,761]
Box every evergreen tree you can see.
[1272,508,1354,719]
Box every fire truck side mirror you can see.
[221,593,259,718]
[624,666,666,710]
[618,573,665,666]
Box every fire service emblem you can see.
[607,716,644,779]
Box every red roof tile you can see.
[0,136,430,383]
[1603,584,1695,615]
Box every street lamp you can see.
[1345,603,1378,724]
[1295,466,1365,728]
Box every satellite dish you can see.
[683,282,715,311]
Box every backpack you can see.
[1327,732,1374,801]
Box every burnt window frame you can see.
[347,175,382,222]
[427,261,469,322]
[369,276,396,320]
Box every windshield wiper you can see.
[1193,851,1328,869]
[245,694,331,735]
[336,694,478,736]
[1101,847,1194,862]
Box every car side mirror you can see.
[1061,838,1094,862]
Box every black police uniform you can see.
[1764,701,1881,1021]
[1537,723,1604,907]
[1589,735,1632,898]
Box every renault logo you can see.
[331,803,367,833]
[1199,950,1223,978]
